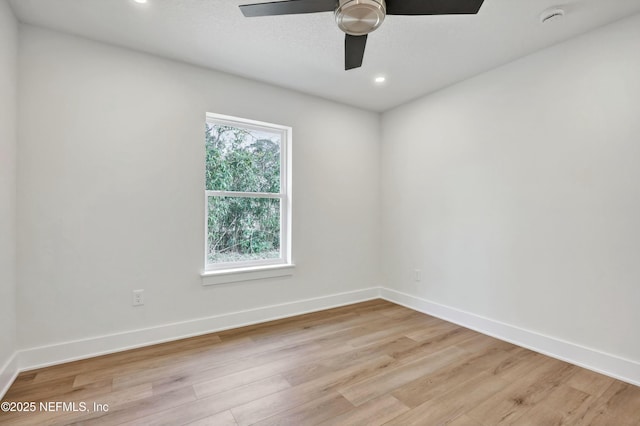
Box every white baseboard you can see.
[381,288,640,387]
[17,287,381,373]
[0,352,19,400]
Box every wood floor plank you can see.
[127,322,386,396]
[447,414,485,426]
[2,300,638,426]
[566,367,616,397]
[338,345,468,406]
[36,334,224,386]
[189,361,291,399]
[465,358,579,425]
[108,310,407,393]
[454,332,516,354]
[346,315,440,348]
[193,374,290,404]
[491,346,549,381]
[3,376,77,402]
[216,299,389,341]
[68,385,196,425]
[124,375,290,426]
[390,326,479,363]
[377,305,423,319]
[404,318,460,341]
[391,345,514,408]
[137,343,313,396]
[184,410,238,426]
[110,338,322,391]
[579,381,640,426]
[230,355,396,426]
[72,335,238,388]
[504,383,591,426]
[281,336,418,387]
[251,392,353,426]
[317,394,409,426]
[385,372,511,425]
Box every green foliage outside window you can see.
[205,123,281,264]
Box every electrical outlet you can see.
[414,269,422,282]
[132,289,144,306]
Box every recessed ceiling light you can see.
[133,0,148,4]
[374,76,386,84]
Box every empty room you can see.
[1,0,639,424]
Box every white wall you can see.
[382,14,640,364]
[0,0,18,387]
[17,26,381,351]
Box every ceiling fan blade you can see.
[240,0,337,17]
[386,0,485,15]
[345,34,367,70]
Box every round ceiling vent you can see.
[335,0,386,36]
[540,8,565,24]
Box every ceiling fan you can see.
[239,0,486,70]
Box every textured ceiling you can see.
[9,0,640,111]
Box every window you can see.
[204,113,291,274]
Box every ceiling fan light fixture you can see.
[238,0,486,71]
[335,0,386,36]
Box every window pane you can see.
[205,123,281,193]
[207,196,281,264]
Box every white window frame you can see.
[202,113,292,280]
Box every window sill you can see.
[201,264,295,286]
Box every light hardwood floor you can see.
[1,300,639,425]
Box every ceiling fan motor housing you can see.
[335,0,386,36]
